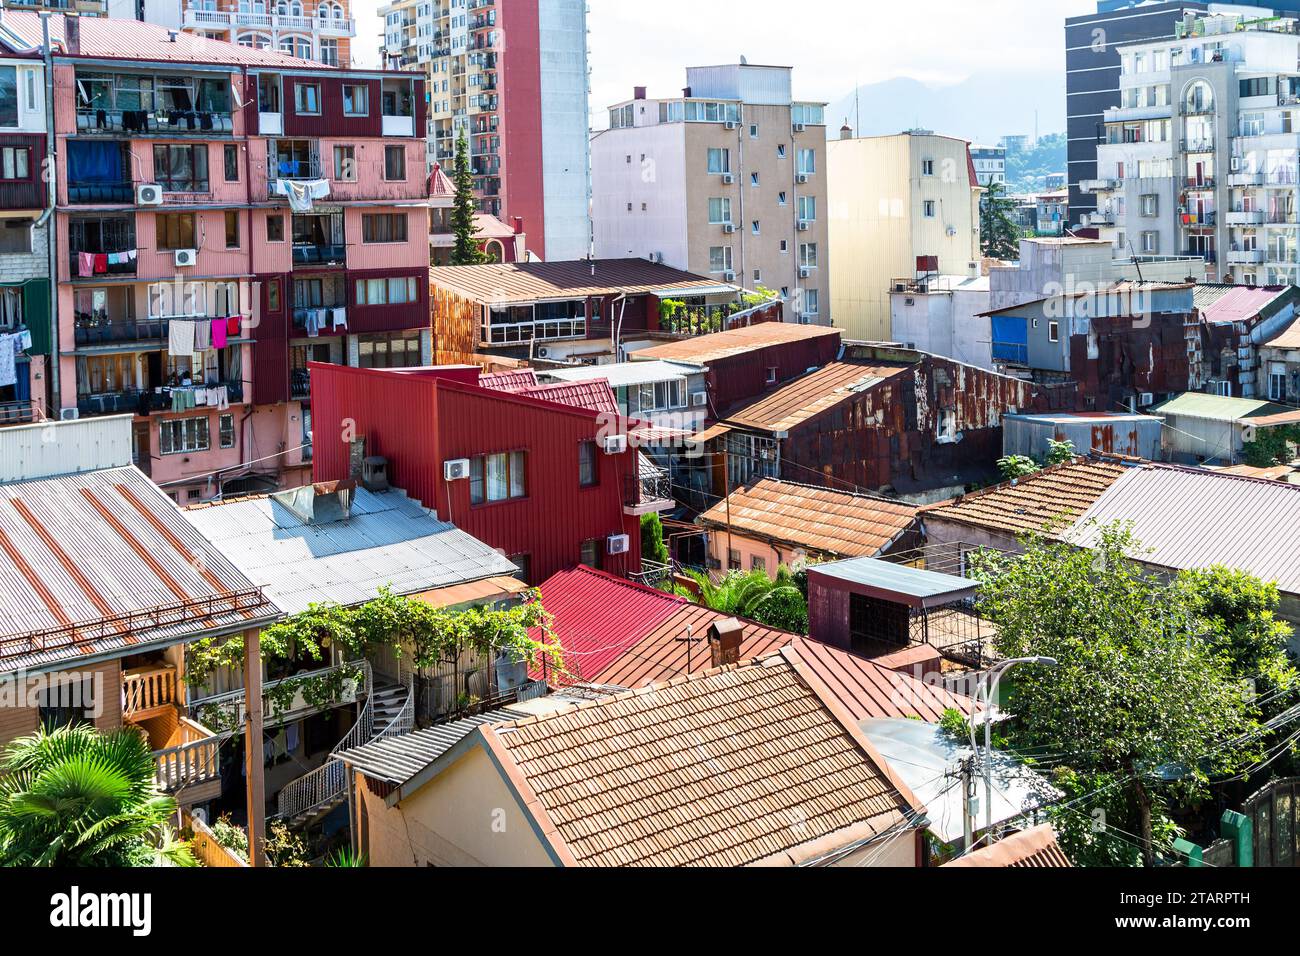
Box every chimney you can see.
[840,123,853,140]
[633,86,647,100]
[65,15,81,56]
[348,437,366,482]
[682,86,692,98]
[512,215,524,235]
[708,618,745,668]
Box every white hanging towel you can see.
[168,318,195,355]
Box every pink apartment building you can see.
[0,13,429,503]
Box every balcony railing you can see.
[624,472,675,516]
[0,400,35,425]
[67,181,134,205]
[68,250,137,280]
[76,109,234,136]
[1184,177,1217,190]
[122,665,179,718]
[77,380,244,417]
[152,717,220,794]
[292,244,346,267]
[182,6,357,37]
[189,660,365,736]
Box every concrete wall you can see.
[890,280,993,370]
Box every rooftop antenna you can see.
[1127,238,1146,283]
[855,76,860,137]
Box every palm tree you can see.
[0,723,195,867]
[683,568,808,633]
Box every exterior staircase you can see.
[273,662,415,830]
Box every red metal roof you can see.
[1198,286,1289,326]
[480,369,540,391]
[480,370,619,415]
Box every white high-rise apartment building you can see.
[1086,10,1300,284]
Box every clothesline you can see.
[77,249,136,278]
[0,328,33,389]
[167,315,242,356]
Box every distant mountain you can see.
[825,74,1065,148]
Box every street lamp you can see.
[966,656,1058,852]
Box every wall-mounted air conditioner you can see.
[603,434,628,455]
[721,173,735,185]
[444,459,470,481]
[799,267,811,279]
[796,173,809,184]
[724,120,737,130]
[174,249,197,268]
[691,391,708,407]
[797,220,810,231]
[136,183,164,206]
[607,534,631,556]
[793,123,806,133]
[723,270,736,281]
[59,408,79,422]
[723,223,736,234]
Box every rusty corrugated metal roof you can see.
[721,361,911,434]
[0,467,278,675]
[696,478,918,558]
[943,825,1072,868]
[632,322,840,364]
[428,258,730,304]
[921,459,1129,537]
[1196,285,1289,326]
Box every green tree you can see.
[980,181,1021,260]
[450,131,487,266]
[996,454,1040,481]
[641,512,670,566]
[684,567,808,634]
[0,724,195,867]
[1045,439,1076,467]
[969,526,1260,867]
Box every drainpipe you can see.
[41,13,59,417]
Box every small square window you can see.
[267,214,284,242]
[777,144,787,159]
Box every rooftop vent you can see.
[709,618,745,668]
[272,479,356,526]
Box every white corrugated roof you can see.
[1066,465,1300,594]
[184,488,519,615]
[544,359,705,389]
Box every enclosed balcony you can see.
[291,212,345,268]
[68,216,137,281]
[74,69,235,136]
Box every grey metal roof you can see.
[0,467,278,675]
[184,487,520,615]
[338,707,533,785]
[808,557,977,608]
[545,359,705,389]
[1067,465,1300,595]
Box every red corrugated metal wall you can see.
[710,332,842,412]
[0,134,45,209]
[345,268,429,334]
[282,77,383,139]
[253,275,290,405]
[310,365,641,583]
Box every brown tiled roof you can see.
[632,322,841,364]
[1265,316,1300,350]
[696,478,918,558]
[486,651,922,867]
[921,459,1129,537]
[428,258,729,304]
[723,361,911,433]
[943,825,1072,868]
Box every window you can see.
[766,366,778,384]
[267,214,284,242]
[0,65,18,127]
[37,678,93,732]
[219,413,235,449]
[799,242,818,269]
[1048,321,1060,343]
[706,147,730,173]
[751,220,760,235]
[1141,194,1159,217]
[224,210,240,249]
[707,197,731,224]
[798,195,816,221]
[357,331,421,368]
[510,554,532,584]
[580,538,603,570]
[628,379,686,413]
[469,451,527,505]
[751,555,767,573]
[777,144,786,159]
[708,245,733,273]
[750,172,760,187]
[0,146,30,180]
[1269,363,1288,401]
[797,148,816,175]
[294,82,320,114]
[778,191,787,206]
[342,83,369,116]
[804,289,819,315]
[156,213,196,251]
[333,145,356,182]
[159,416,210,455]
[0,218,31,253]
[223,144,239,182]
[384,145,406,181]
[355,275,419,306]
[728,548,741,571]
[923,200,937,218]
[749,123,759,139]
[266,278,281,313]
[362,213,408,243]
[153,144,208,192]
[578,440,598,487]
[1141,231,1159,253]
[922,158,935,176]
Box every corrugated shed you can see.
[1153,392,1300,423]
[1198,286,1289,326]
[183,487,519,615]
[696,478,918,558]
[489,653,917,867]
[1067,465,1300,594]
[0,416,133,484]
[0,467,277,674]
[546,360,704,389]
[723,361,911,433]
[339,706,532,785]
[428,258,728,304]
[922,459,1129,536]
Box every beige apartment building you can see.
[592,64,830,323]
[829,130,983,341]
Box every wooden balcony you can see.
[122,665,179,720]
[153,717,221,805]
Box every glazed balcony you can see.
[182,6,357,38]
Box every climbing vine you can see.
[1243,425,1300,469]
[186,589,562,735]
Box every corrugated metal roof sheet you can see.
[1197,285,1288,326]
[1152,392,1300,423]
[479,369,539,390]
[513,380,620,415]
[0,467,277,674]
[0,416,133,484]
[696,478,918,558]
[429,258,729,304]
[809,557,977,608]
[338,706,533,784]
[184,487,518,615]
[1265,316,1300,350]
[922,459,1130,536]
[1,11,329,69]
[545,360,705,388]
[631,322,840,364]
[722,361,911,434]
[1067,465,1300,594]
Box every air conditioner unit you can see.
[603,434,628,455]
[724,120,738,130]
[536,347,550,358]
[691,391,708,407]
[721,173,735,184]
[1231,156,1242,172]
[797,220,810,231]
[1138,392,1155,407]
[136,183,164,206]
[793,123,806,133]
[723,223,736,234]
[723,270,736,281]
[174,248,197,268]
[443,458,470,481]
[799,267,811,278]
[59,407,79,422]
[796,173,809,184]
[606,533,631,556]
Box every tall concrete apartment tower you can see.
[591,64,830,324]
[380,0,591,262]
[1090,10,1300,285]
[105,0,357,66]
[1066,2,1300,228]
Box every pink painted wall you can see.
[344,207,429,270]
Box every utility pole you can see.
[959,754,977,852]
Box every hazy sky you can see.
[351,0,1091,118]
